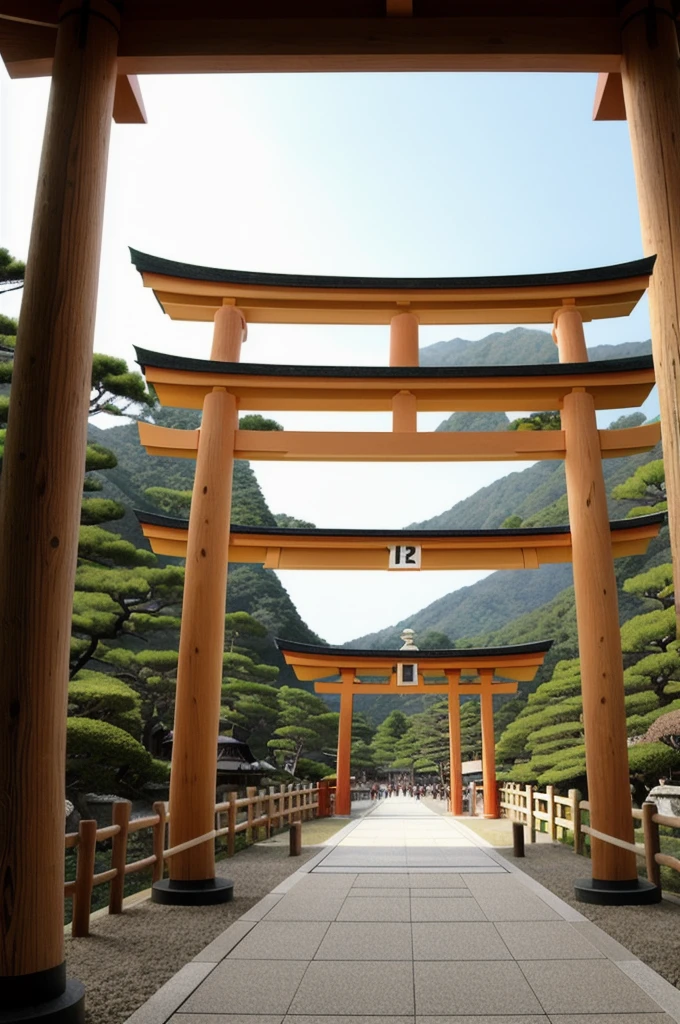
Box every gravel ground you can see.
[500,841,680,990]
[66,841,319,1024]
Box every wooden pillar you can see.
[153,307,245,905]
[389,311,419,366]
[620,0,680,632]
[446,670,463,815]
[554,308,656,903]
[479,670,499,819]
[335,670,354,816]
[0,2,119,1013]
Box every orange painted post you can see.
[554,307,658,904]
[620,0,680,632]
[389,311,419,366]
[153,307,245,906]
[0,3,118,1015]
[335,670,354,816]
[446,671,463,815]
[392,390,418,432]
[480,671,499,819]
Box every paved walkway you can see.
[126,798,680,1024]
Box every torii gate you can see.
[276,635,553,819]
[1,5,679,1017]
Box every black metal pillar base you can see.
[0,964,84,1024]
[151,877,234,906]
[575,876,661,905]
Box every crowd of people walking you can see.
[369,780,450,801]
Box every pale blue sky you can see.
[0,69,655,642]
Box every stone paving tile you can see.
[240,893,285,921]
[569,920,640,961]
[171,1017,284,1023]
[474,892,562,922]
[518,960,663,1015]
[409,888,472,898]
[315,921,412,960]
[264,893,346,921]
[415,1017,548,1024]
[495,922,605,960]
[414,961,543,1016]
[124,963,216,1024]
[410,898,487,922]
[288,961,415,1016]
[407,874,467,888]
[548,1016,672,1023]
[285,1017,414,1024]
[181,960,308,1016]
[351,873,410,887]
[293,874,356,892]
[192,920,256,962]
[226,921,329,960]
[412,921,512,961]
[336,896,411,921]
[344,887,407,898]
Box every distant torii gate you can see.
[275,636,553,819]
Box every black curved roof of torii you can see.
[134,347,654,381]
[134,510,666,539]
[275,638,554,659]
[130,249,656,293]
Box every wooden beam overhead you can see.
[113,74,148,125]
[0,6,627,78]
[593,71,626,121]
[136,512,664,570]
[137,421,660,463]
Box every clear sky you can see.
[0,68,656,643]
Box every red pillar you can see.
[335,670,354,816]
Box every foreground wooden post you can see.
[479,671,499,818]
[153,307,245,906]
[512,821,525,858]
[72,820,98,939]
[152,802,167,883]
[0,3,119,1017]
[335,670,354,815]
[570,790,583,855]
[446,672,463,815]
[108,801,131,914]
[642,801,662,891]
[289,822,302,857]
[620,0,680,631]
[554,306,657,904]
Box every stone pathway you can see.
[125,797,680,1024]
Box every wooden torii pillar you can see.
[553,306,657,904]
[619,0,680,634]
[152,305,245,905]
[0,3,119,1019]
[335,669,355,816]
[445,670,463,816]
[479,669,500,819]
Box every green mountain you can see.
[87,408,321,649]
[420,326,651,368]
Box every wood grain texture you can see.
[621,0,680,635]
[0,1,118,979]
[562,388,637,881]
[168,388,237,880]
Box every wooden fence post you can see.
[72,819,97,938]
[108,800,131,915]
[546,785,556,840]
[642,800,662,889]
[227,792,237,857]
[269,786,276,834]
[246,786,257,844]
[526,785,535,843]
[152,801,167,883]
[569,789,583,855]
[469,782,477,817]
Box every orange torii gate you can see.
[125,249,662,915]
[275,637,553,819]
[3,6,680,1018]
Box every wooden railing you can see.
[500,782,680,890]
[65,781,330,937]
